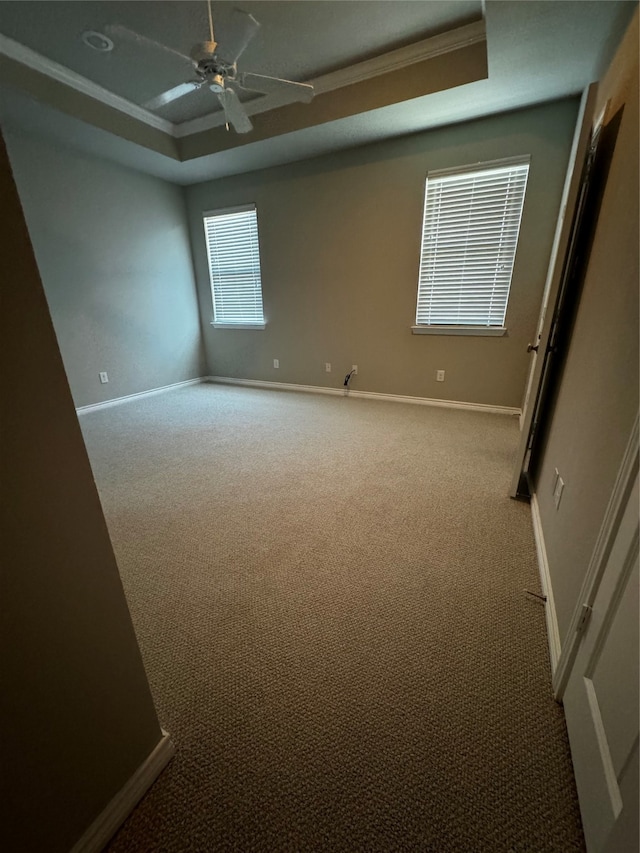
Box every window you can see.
[203,205,265,328]
[413,157,530,335]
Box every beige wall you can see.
[0,134,163,852]
[3,128,205,408]
[533,12,639,643]
[186,98,578,408]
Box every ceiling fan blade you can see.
[217,89,253,134]
[218,8,261,64]
[105,24,193,66]
[145,82,203,111]
[237,72,314,104]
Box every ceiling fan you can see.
[106,1,314,134]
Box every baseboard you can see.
[206,376,521,417]
[70,730,174,853]
[76,378,205,415]
[530,493,562,673]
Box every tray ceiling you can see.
[0,1,636,184]
[0,1,482,123]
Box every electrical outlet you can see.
[99,371,109,384]
[436,370,445,382]
[325,362,331,373]
[273,359,279,368]
[553,474,565,510]
[351,365,358,375]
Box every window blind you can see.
[416,160,529,327]
[203,206,264,326]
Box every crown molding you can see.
[313,19,486,94]
[0,33,174,135]
[173,19,487,138]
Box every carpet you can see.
[79,383,585,852]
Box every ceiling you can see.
[0,1,636,185]
[0,1,483,123]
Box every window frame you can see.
[412,155,530,336]
[202,203,266,330]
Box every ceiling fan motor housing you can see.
[190,41,236,88]
[190,40,217,64]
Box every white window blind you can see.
[416,159,529,328]
[203,205,265,326]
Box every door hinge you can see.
[577,603,593,634]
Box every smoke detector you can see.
[81,31,114,53]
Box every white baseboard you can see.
[530,493,562,673]
[70,730,174,853]
[76,378,205,415]
[206,376,521,417]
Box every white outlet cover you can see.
[273,359,279,368]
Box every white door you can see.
[563,470,639,853]
[509,85,597,498]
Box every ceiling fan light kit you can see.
[113,1,314,135]
[208,74,225,95]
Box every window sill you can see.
[211,322,266,330]
[411,325,507,337]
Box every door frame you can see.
[553,412,639,701]
[509,84,598,499]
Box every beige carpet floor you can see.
[80,383,585,852]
